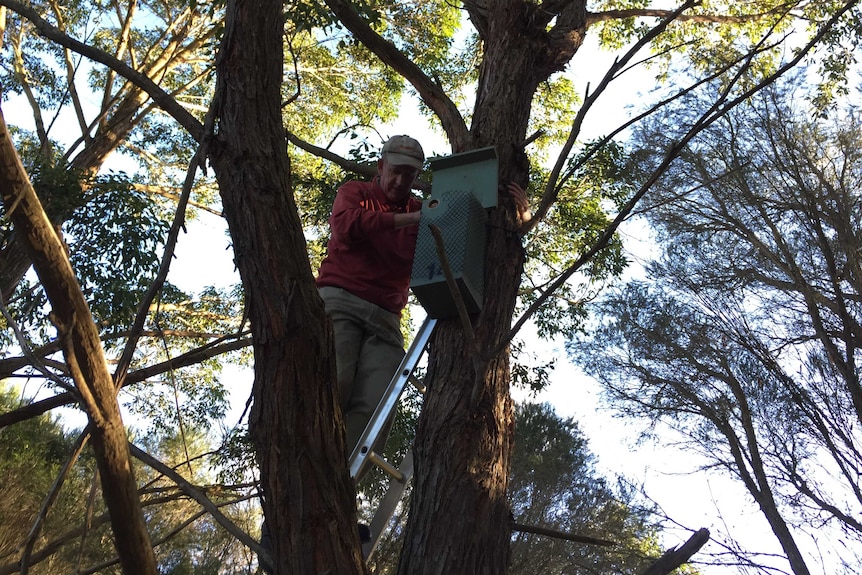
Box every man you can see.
[257,137,530,562]
[317,135,532,481]
[316,134,425,480]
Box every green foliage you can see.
[0,381,259,574]
[805,5,862,113]
[150,284,248,340]
[0,7,66,108]
[510,338,555,395]
[593,0,653,51]
[67,174,170,327]
[282,26,403,141]
[528,77,580,160]
[508,402,658,575]
[0,166,171,348]
[384,0,461,76]
[125,362,230,436]
[0,383,114,573]
[122,284,247,436]
[213,424,258,486]
[520,141,633,343]
[589,1,860,109]
[287,0,342,32]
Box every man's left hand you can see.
[505,182,532,223]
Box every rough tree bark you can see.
[205,0,365,572]
[395,3,587,573]
[0,107,157,575]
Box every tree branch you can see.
[128,443,269,562]
[513,521,617,547]
[586,5,787,26]
[640,528,710,575]
[286,130,431,192]
[530,0,697,234]
[322,0,469,148]
[19,430,90,575]
[0,0,203,140]
[0,334,252,429]
[0,102,157,573]
[502,0,858,353]
[112,136,209,389]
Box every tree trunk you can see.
[722,388,812,575]
[207,0,364,572]
[0,107,157,575]
[397,47,529,575]
[396,4,587,573]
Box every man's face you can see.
[378,157,420,203]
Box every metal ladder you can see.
[348,316,437,560]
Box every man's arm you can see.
[330,184,399,239]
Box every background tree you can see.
[508,402,664,575]
[574,79,862,574]
[0,381,261,575]
[0,0,219,301]
[0,383,104,573]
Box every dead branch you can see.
[640,528,710,575]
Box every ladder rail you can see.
[348,316,437,479]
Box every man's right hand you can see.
[394,211,421,229]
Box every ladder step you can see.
[363,450,415,561]
[366,451,404,482]
[409,374,426,394]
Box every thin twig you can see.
[112,140,207,390]
[0,291,75,393]
[74,467,100,575]
[128,443,267,559]
[428,224,478,353]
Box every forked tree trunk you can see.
[397,3,586,573]
[396,101,531,575]
[207,0,365,572]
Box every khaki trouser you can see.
[318,286,405,482]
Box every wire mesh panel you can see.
[410,190,487,318]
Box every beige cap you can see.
[381,135,424,169]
